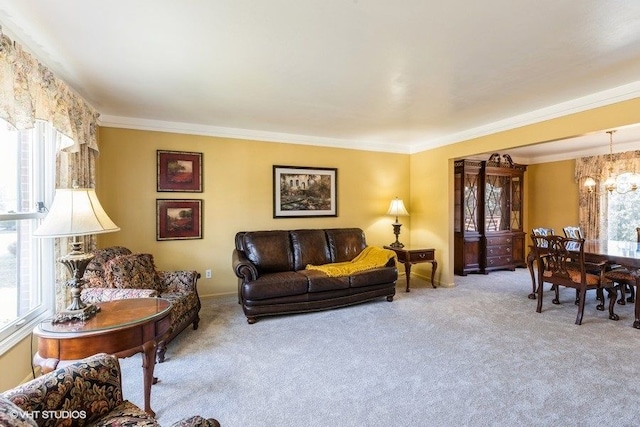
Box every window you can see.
[0,119,56,353]
[607,181,640,242]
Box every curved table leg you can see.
[404,262,412,292]
[634,276,640,329]
[606,287,619,321]
[430,261,437,289]
[527,250,536,299]
[141,340,157,417]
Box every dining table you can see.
[527,239,640,329]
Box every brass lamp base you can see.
[52,304,100,324]
[389,222,405,248]
[52,241,99,324]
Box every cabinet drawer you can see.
[155,313,172,337]
[486,245,512,256]
[486,255,512,267]
[407,249,435,263]
[486,236,512,246]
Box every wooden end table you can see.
[33,298,172,417]
[384,246,437,292]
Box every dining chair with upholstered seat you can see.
[530,234,618,325]
[605,267,636,304]
[562,225,612,304]
[604,227,640,305]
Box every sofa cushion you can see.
[0,395,37,427]
[170,416,221,427]
[325,228,367,263]
[104,253,160,289]
[84,246,133,288]
[298,269,350,292]
[91,401,159,426]
[291,229,331,271]
[243,231,294,273]
[350,266,398,288]
[242,271,308,300]
[160,291,200,328]
[82,287,159,304]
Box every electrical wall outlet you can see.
[205,269,212,279]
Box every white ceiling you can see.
[1,0,640,161]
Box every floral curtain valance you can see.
[0,31,99,153]
[575,150,640,183]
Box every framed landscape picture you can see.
[273,165,337,218]
[157,150,202,192]
[156,199,203,240]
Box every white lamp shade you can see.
[387,198,409,217]
[33,188,120,238]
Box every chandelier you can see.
[584,130,639,194]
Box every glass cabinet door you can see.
[510,176,522,230]
[464,172,479,232]
[485,174,511,232]
[455,172,461,232]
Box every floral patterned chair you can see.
[0,353,219,427]
[80,246,201,363]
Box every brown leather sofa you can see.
[232,228,397,324]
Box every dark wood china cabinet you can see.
[454,154,527,275]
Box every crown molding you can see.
[409,81,640,154]
[511,139,640,165]
[98,115,410,154]
[100,81,640,156]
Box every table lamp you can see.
[387,197,409,248]
[33,186,120,323]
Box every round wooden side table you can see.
[33,298,172,416]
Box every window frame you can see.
[0,121,56,355]
[605,186,640,242]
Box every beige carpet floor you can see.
[119,269,640,427]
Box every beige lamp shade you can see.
[33,188,120,238]
[387,198,409,218]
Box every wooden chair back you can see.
[531,235,587,288]
[532,227,554,248]
[562,226,583,239]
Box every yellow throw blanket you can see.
[306,246,396,277]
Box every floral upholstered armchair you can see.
[0,353,219,427]
[80,246,201,362]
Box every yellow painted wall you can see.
[527,160,579,233]
[409,97,640,287]
[95,128,411,297]
[0,336,35,391]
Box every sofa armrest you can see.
[157,270,200,294]
[232,249,259,281]
[81,287,158,304]
[2,354,124,426]
[170,415,221,427]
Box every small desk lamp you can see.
[387,197,409,248]
[33,186,120,323]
